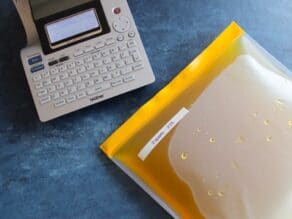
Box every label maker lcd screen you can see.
[45,9,101,45]
[31,0,110,54]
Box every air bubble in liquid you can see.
[264,120,270,126]
[207,190,214,197]
[180,152,188,160]
[217,191,225,197]
[209,138,215,143]
[266,136,272,142]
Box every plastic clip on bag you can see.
[101,22,292,219]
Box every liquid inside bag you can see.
[101,22,292,219]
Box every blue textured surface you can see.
[1,0,292,218]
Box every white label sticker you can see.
[138,108,189,161]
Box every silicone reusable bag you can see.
[101,22,292,219]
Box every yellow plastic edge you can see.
[100,21,244,158]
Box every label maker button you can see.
[28,55,42,65]
[117,35,124,41]
[59,56,70,62]
[48,60,58,66]
[128,31,135,38]
[113,16,131,33]
[31,64,45,73]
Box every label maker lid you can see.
[30,0,93,19]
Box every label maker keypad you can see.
[30,35,144,107]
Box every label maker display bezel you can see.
[32,0,110,55]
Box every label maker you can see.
[13,0,155,122]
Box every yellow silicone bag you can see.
[101,22,292,219]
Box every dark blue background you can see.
[1,0,292,218]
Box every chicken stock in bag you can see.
[101,22,292,219]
